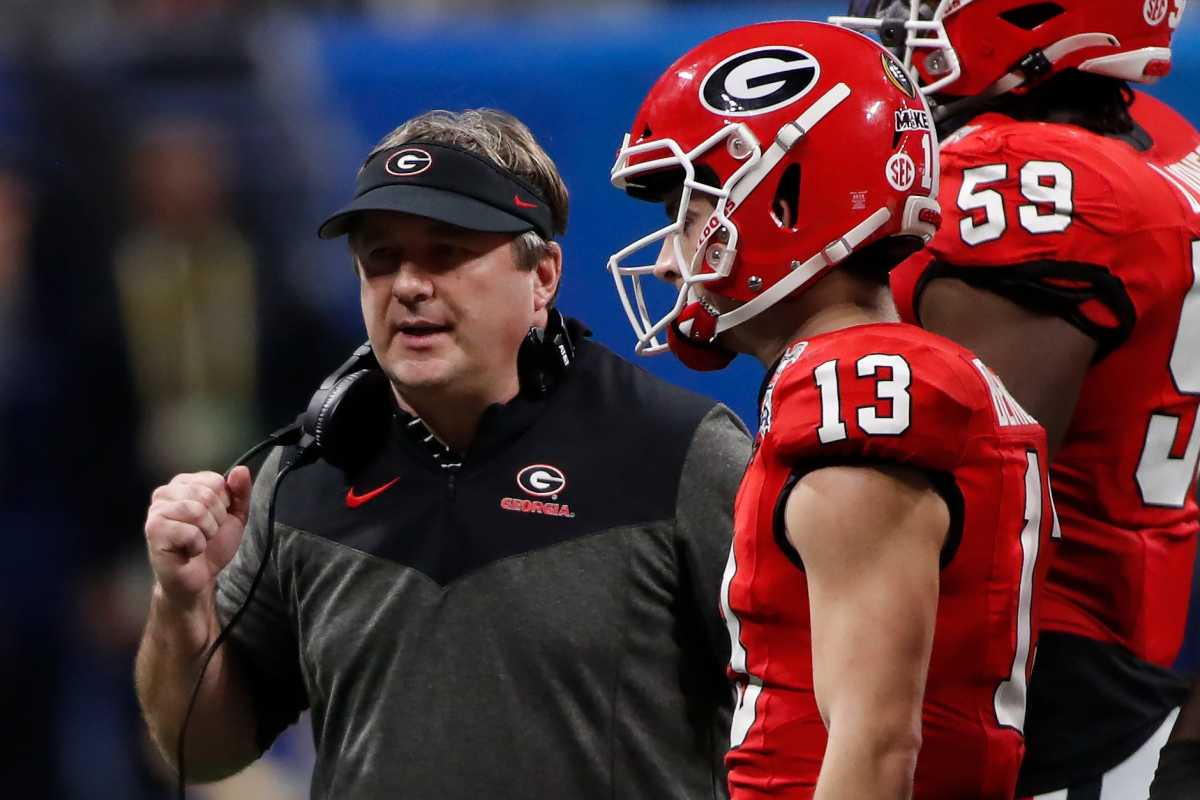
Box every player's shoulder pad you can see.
[1132,89,1200,143]
[945,113,1116,169]
[929,113,1150,272]
[941,112,1136,207]
[762,325,1002,473]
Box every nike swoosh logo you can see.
[513,195,539,209]
[345,477,401,508]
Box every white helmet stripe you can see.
[727,82,852,210]
[715,206,893,334]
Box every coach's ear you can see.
[532,241,563,313]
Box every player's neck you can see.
[748,273,898,367]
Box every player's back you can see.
[889,91,1200,787]
[723,323,1056,799]
[1047,92,1200,664]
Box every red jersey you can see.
[723,323,1056,799]
[891,92,1200,668]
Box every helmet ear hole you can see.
[999,2,1065,31]
[841,235,925,285]
[772,164,802,230]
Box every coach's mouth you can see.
[394,319,453,347]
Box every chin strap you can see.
[666,196,934,369]
[668,301,736,371]
[990,33,1120,95]
[932,32,1121,122]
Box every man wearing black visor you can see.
[135,108,749,799]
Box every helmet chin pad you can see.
[667,302,737,371]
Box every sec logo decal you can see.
[1145,0,1169,25]
[886,152,916,192]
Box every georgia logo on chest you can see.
[499,463,576,518]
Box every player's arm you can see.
[916,278,1096,458]
[898,132,1140,457]
[787,463,950,800]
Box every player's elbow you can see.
[874,735,922,798]
[849,714,922,758]
[862,725,922,795]
[830,708,923,786]
[871,722,923,773]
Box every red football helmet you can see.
[831,0,1187,99]
[607,21,941,369]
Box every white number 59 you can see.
[1136,241,1200,507]
[958,161,1073,246]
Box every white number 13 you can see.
[814,354,912,443]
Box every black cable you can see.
[174,428,310,799]
[226,422,299,474]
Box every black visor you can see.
[318,141,555,240]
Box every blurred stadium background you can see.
[0,1,1196,796]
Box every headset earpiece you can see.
[301,343,393,468]
[517,309,576,397]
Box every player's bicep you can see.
[917,277,1096,458]
[922,147,1136,355]
[785,464,947,732]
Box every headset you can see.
[174,311,575,796]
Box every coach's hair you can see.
[366,108,569,270]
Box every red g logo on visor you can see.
[517,464,567,497]
[385,148,433,177]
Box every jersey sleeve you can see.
[765,339,979,475]
[215,446,309,753]
[897,122,1137,355]
[890,249,932,326]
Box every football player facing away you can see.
[832,1,1200,797]
[607,21,1058,800]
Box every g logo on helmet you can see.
[385,148,433,177]
[517,464,567,497]
[700,46,821,117]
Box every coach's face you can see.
[352,211,559,406]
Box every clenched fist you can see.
[144,466,253,603]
